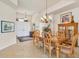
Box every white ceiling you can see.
[18,0,60,15]
[9,0,17,6]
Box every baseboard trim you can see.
[0,42,16,51]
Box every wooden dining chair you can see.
[44,32,54,57]
[54,31,66,57]
[59,32,78,57]
[33,31,36,44]
[32,30,40,46]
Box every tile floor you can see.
[0,40,79,58]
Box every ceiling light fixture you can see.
[45,0,48,23]
[41,0,48,23]
[25,11,28,20]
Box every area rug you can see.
[17,36,32,42]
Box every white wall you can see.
[9,0,17,6]
[0,1,16,50]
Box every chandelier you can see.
[45,0,48,23]
[41,0,48,23]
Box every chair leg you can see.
[67,53,74,58]
[34,38,36,46]
[56,47,60,58]
[71,51,75,58]
[37,38,39,45]
[33,39,35,45]
[44,46,46,54]
[68,50,75,58]
[49,49,51,57]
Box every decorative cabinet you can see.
[58,23,78,46]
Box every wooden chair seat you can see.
[60,43,72,48]
[60,44,72,52]
[59,33,78,57]
[44,45,54,50]
[61,48,71,54]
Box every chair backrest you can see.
[71,33,78,47]
[33,30,40,38]
[36,30,40,37]
[44,32,52,45]
[32,31,35,38]
[58,31,65,43]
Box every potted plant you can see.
[43,24,51,32]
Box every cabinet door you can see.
[66,26,74,40]
[58,26,65,31]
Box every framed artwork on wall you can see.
[1,21,15,33]
[60,12,72,23]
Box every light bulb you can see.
[49,16,52,19]
[43,15,46,19]
[19,18,24,22]
[41,17,44,21]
